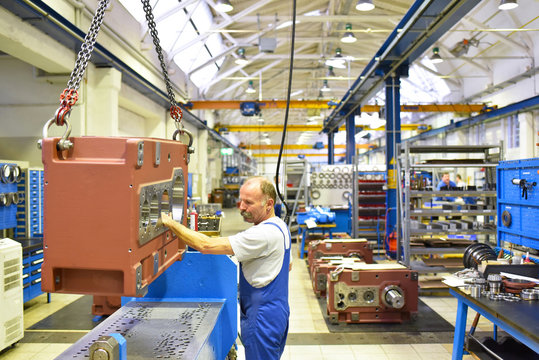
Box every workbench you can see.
[448,285,539,359]
[299,223,336,259]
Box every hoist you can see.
[38,0,194,300]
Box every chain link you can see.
[140,0,183,127]
[52,0,110,126]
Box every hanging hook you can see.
[38,117,73,151]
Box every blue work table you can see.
[448,286,539,359]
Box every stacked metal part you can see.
[0,163,23,230]
[307,238,418,324]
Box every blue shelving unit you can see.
[497,158,539,250]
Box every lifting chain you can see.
[140,0,184,132]
[39,0,110,151]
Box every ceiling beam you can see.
[242,144,373,150]
[232,15,403,23]
[216,124,430,132]
[168,0,275,57]
[190,100,489,112]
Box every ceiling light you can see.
[257,114,264,122]
[326,66,336,77]
[325,48,346,68]
[320,80,331,92]
[430,47,443,64]
[235,48,249,65]
[498,0,518,10]
[245,80,256,94]
[341,24,357,43]
[356,0,375,12]
[215,0,234,13]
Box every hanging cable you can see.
[275,0,297,224]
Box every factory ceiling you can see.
[83,1,539,158]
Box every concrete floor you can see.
[0,208,487,360]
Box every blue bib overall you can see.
[239,221,291,360]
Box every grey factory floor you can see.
[0,208,486,360]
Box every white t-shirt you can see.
[228,216,291,288]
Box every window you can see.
[118,0,224,89]
[507,114,520,149]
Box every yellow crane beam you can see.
[242,144,375,150]
[188,100,491,112]
[252,153,347,158]
[216,124,430,132]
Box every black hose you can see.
[275,0,297,225]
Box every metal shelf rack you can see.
[397,143,502,270]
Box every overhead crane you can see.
[187,100,491,113]
[215,123,430,132]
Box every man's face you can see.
[442,173,450,185]
[238,181,269,224]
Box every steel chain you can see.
[140,0,183,128]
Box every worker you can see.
[435,172,457,201]
[160,176,291,360]
[456,174,465,188]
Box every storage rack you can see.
[397,144,501,276]
[355,171,386,250]
[284,159,310,227]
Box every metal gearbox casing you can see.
[307,239,374,268]
[326,265,418,324]
[310,258,365,298]
[40,137,189,297]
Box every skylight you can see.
[118,0,224,90]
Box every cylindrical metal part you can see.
[470,285,481,298]
[385,288,404,309]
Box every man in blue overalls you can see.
[161,176,291,359]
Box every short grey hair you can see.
[244,176,277,203]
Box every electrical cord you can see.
[275,0,297,224]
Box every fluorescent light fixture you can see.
[215,0,233,13]
[235,48,249,65]
[499,0,518,10]
[356,0,375,12]
[245,80,256,93]
[431,47,443,64]
[257,114,264,122]
[290,89,304,97]
[341,24,357,43]
[320,80,331,92]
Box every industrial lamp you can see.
[356,0,375,12]
[320,80,331,92]
[326,66,336,77]
[216,0,234,13]
[498,0,518,10]
[430,47,443,64]
[325,48,346,68]
[245,80,256,94]
[235,48,249,65]
[341,24,357,43]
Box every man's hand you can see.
[160,212,173,227]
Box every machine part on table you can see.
[487,274,503,295]
[463,243,497,269]
[502,278,536,294]
[58,301,222,359]
[89,335,121,360]
[469,285,482,298]
[521,288,539,300]
[502,294,521,302]
[40,137,189,299]
[488,294,504,301]
[326,266,418,324]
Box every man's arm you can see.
[161,213,234,255]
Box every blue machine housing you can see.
[122,252,238,359]
[297,207,336,225]
[497,158,539,250]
